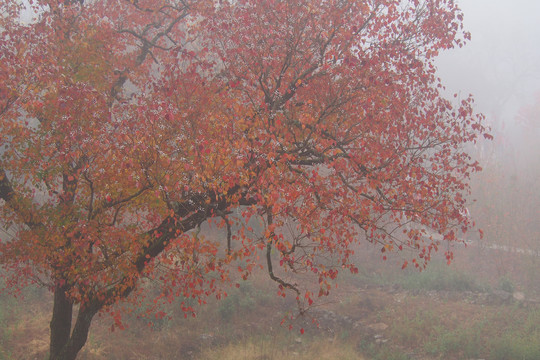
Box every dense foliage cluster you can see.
[0,1,488,359]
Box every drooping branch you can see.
[264,209,302,311]
[216,211,233,255]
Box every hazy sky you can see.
[436,0,540,125]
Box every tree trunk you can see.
[49,286,73,360]
[49,287,100,360]
[51,304,99,360]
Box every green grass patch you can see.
[490,334,540,360]
[424,322,485,358]
[391,306,540,360]
[218,281,271,321]
[389,310,441,345]
[488,308,540,360]
[398,261,486,292]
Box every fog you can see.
[435,0,540,258]
[2,1,540,359]
[437,0,540,115]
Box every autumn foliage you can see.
[0,0,487,359]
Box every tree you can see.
[0,0,488,359]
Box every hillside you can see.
[2,246,539,360]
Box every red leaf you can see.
[0,0,485,352]
[156,311,166,319]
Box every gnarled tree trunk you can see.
[48,286,100,360]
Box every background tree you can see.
[0,0,488,359]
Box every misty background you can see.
[436,0,540,257]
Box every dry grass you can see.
[2,293,50,360]
[199,338,364,360]
[2,252,540,360]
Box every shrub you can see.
[497,276,515,293]
[399,262,483,292]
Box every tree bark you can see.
[49,286,102,360]
[48,289,100,360]
[49,286,73,360]
[50,303,100,360]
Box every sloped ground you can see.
[2,248,540,360]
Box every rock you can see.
[200,333,213,341]
[394,292,407,303]
[368,322,388,332]
[513,291,525,301]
